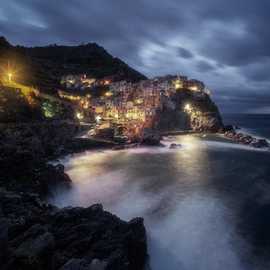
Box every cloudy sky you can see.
[1,0,270,113]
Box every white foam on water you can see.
[51,158,251,270]
[203,139,269,152]
[147,193,249,270]
[49,169,128,207]
[49,135,270,270]
[162,135,269,153]
[239,127,270,144]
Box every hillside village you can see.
[0,36,224,144]
[1,68,221,143]
[57,74,214,141]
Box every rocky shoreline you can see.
[0,121,117,195]
[223,126,269,149]
[0,189,147,270]
[2,118,267,270]
[0,121,149,270]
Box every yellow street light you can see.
[8,73,13,82]
[174,80,183,90]
[95,115,102,123]
[184,103,192,112]
[105,91,113,97]
[104,80,111,85]
[189,86,198,91]
[76,112,84,120]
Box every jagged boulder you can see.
[0,189,148,270]
[251,139,269,148]
[169,143,182,149]
[141,130,161,146]
[12,230,55,270]
[224,130,269,149]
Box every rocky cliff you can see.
[157,89,224,133]
[0,37,146,94]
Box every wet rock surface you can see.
[0,189,148,270]
[169,143,182,149]
[224,129,269,149]
[141,131,162,146]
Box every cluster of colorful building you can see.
[58,74,208,140]
[60,74,112,90]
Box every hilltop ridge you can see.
[0,36,147,94]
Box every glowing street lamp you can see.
[76,112,84,120]
[105,91,113,97]
[95,115,102,123]
[8,72,13,82]
[174,80,183,90]
[189,85,198,91]
[104,80,111,85]
[184,103,192,112]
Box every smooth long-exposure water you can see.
[51,132,270,270]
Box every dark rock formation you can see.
[0,122,86,196]
[0,189,148,270]
[141,131,162,146]
[251,139,269,148]
[169,143,182,149]
[0,120,120,197]
[66,138,117,153]
[224,130,269,149]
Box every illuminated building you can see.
[56,74,208,140]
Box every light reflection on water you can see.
[50,135,270,270]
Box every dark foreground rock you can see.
[169,143,182,149]
[0,189,148,270]
[0,122,89,196]
[141,131,162,146]
[0,158,72,198]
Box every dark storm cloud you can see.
[196,60,215,72]
[199,30,267,67]
[1,0,270,112]
[178,47,193,59]
[240,60,270,82]
[214,84,270,113]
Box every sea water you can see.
[50,114,270,270]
